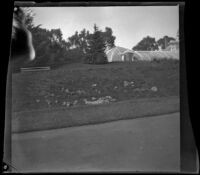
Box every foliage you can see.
[157,36,175,50]
[102,27,116,49]
[85,24,108,64]
[176,29,179,41]
[133,35,176,51]
[94,52,108,64]
[67,26,115,64]
[22,7,35,30]
[65,48,86,63]
[20,8,115,67]
[132,36,159,51]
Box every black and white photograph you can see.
[3,1,199,173]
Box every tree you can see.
[22,7,35,30]
[157,36,176,50]
[132,36,158,51]
[176,29,179,41]
[21,8,74,67]
[30,27,52,65]
[102,27,116,49]
[22,8,113,66]
[68,31,80,49]
[28,25,69,66]
[86,24,107,64]
[50,29,63,43]
[78,29,88,53]
[64,26,115,63]
[66,26,115,53]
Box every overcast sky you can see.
[29,6,179,49]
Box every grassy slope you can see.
[12,60,179,112]
[12,60,179,133]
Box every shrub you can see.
[83,52,108,64]
[94,52,108,64]
[83,53,93,64]
[152,57,161,63]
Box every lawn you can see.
[12,96,179,133]
[12,60,179,112]
[11,60,179,132]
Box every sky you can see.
[29,6,179,49]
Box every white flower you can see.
[76,90,86,94]
[62,101,66,105]
[66,102,71,107]
[92,84,97,87]
[73,100,78,105]
[123,81,129,87]
[151,86,158,92]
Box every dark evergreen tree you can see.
[65,26,115,63]
[86,24,107,64]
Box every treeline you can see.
[22,8,116,68]
[132,35,178,51]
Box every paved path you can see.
[12,112,180,173]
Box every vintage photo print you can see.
[3,1,198,173]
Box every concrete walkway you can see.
[11,112,180,173]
